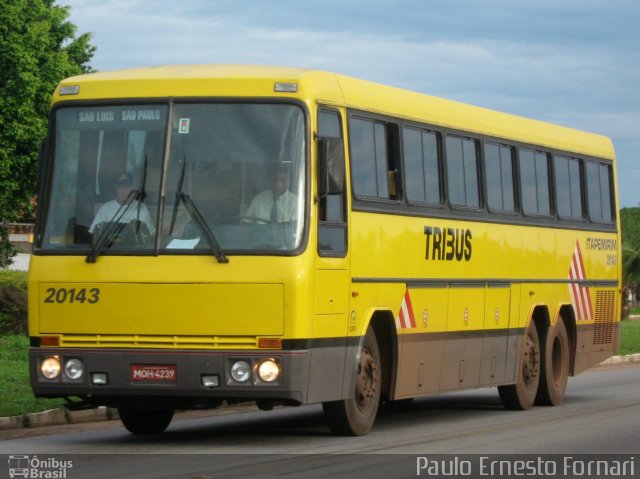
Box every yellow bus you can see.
[29,65,621,436]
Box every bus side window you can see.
[349,116,400,201]
[586,161,614,223]
[554,155,583,221]
[485,142,515,214]
[519,148,551,217]
[403,126,442,206]
[317,110,347,256]
[446,135,480,209]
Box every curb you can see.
[2,354,639,431]
[0,406,118,431]
[598,352,640,365]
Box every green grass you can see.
[0,335,66,417]
[618,318,640,356]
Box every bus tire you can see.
[118,408,174,434]
[536,320,570,406]
[322,328,381,436]
[498,322,540,410]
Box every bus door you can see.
[309,109,350,402]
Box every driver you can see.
[89,172,155,234]
[245,167,297,223]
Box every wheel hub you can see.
[356,346,379,411]
[523,333,539,387]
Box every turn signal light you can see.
[40,336,60,346]
[258,338,282,349]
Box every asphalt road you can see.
[1,364,638,478]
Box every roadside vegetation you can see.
[0,270,27,335]
[0,271,65,417]
[0,1,95,266]
[618,317,640,356]
[0,335,66,417]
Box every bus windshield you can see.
[40,102,307,255]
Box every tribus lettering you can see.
[424,226,472,261]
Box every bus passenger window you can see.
[484,142,515,213]
[586,161,614,223]
[519,148,550,216]
[554,155,583,221]
[349,116,400,201]
[403,126,441,206]
[446,136,479,209]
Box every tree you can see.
[620,208,640,311]
[0,0,95,264]
[0,221,16,268]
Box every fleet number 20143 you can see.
[44,287,100,304]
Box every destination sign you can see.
[77,108,162,123]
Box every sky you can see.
[58,0,640,207]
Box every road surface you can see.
[1,364,638,478]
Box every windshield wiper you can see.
[171,160,229,264]
[85,189,139,263]
[134,156,148,234]
[169,157,187,236]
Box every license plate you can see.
[131,364,177,381]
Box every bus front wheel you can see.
[118,408,174,434]
[498,322,540,410]
[322,328,381,436]
[536,320,570,406]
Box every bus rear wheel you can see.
[322,328,381,436]
[536,320,570,406]
[118,408,174,434]
[498,322,540,410]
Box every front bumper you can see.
[30,347,310,405]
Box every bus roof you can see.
[55,64,614,160]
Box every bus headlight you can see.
[41,356,61,380]
[230,360,251,383]
[64,358,85,380]
[257,359,280,383]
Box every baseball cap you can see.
[116,172,133,187]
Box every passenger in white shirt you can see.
[89,172,155,234]
[245,168,297,223]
